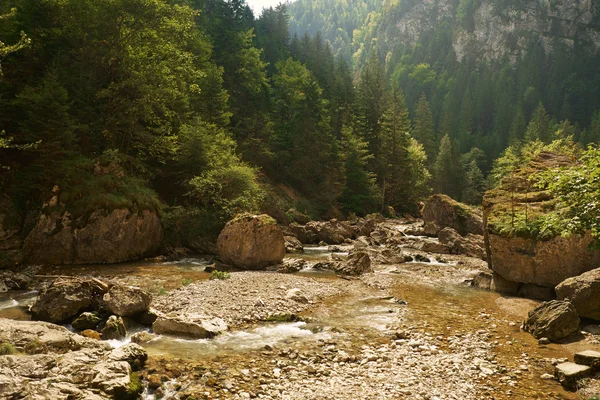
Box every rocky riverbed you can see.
[0,217,599,399]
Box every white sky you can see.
[246,0,286,15]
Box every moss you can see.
[209,270,230,280]
[128,372,143,398]
[230,212,277,226]
[24,338,45,355]
[0,342,17,355]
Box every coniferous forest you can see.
[1,0,600,244]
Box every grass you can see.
[0,342,17,355]
[210,270,230,280]
[157,287,168,296]
[182,278,193,286]
[24,338,44,354]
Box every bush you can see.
[0,342,17,355]
[210,270,230,280]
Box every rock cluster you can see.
[289,218,374,245]
[422,194,483,236]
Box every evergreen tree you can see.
[432,134,460,198]
[525,102,551,143]
[413,93,436,162]
[461,159,485,204]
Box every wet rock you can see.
[217,213,285,269]
[438,227,486,259]
[423,222,440,237]
[413,239,451,254]
[152,314,228,338]
[276,258,308,273]
[369,228,389,245]
[80,329,101,340]
[72,312,103,331]
[130,331,156,344]
[422,194,483,236]
[102,285,151,317]
[107,343,147,368]
[353,236,370,249]
[132,308,158,326]
[555,362,591,390]
[471,271,492,290]
[23,208,162,265]
[101,316,126,340]
[0,270,34,290]
[284,236,303,253]
[285,288,309,303]
[335,251,372,275]
[523,300,579,341]
[31,278,109,323]
[555,268,600,320]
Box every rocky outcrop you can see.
[438,227,486,260]
[289,218,375,245]
[284,235,303,253]
[23,208,162,265]
[483,152,600,288]
[556,268,600,320]
[422,194,483,236]
[523,300,579,342]
[153,314,228,338]
[334,251,372,275]
[217,214,286,269]
[0,319,146,400]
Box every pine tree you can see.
[461,160,485,205]
[525,102,551,143]
[413,92,436,162]
[432,134,460,198]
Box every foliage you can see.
[210,270,231,280]
[0,342,16,355]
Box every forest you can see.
[1,0,600,244]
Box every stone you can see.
[438,227,486,259]
[423,222,440,237]
[484,152,600,288]
[335,251,372,275]
[284,236,303,253]
[555,268,600,320]
[353,236,370,249]
[582,325,600,335]
[471,271,492,290]
[31,278,109,323]
[517,284,555,301]
[523,300,579,341]
[574,350,600,369]
[130,331,156,344]
[153,314,228,339]
[107,343,148,368]
[554,362,591,390]
[412,239,451,254]
[80,329,101,340]
[101,316,126,340]
[422,194,483,236]
[217,214,285,269]
[72,312,103,331]
[490,273,520,295]
[289,219,364,245]
[102,285,151,317]
[285,288,309,304]
[23,209,162,265]
[286,208,311,225]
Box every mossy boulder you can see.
[483,152,600,288]
[217,213,285,269]
[422,194,483,236]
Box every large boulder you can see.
[334,251,372,275]
[483,152,600,288]
[422,194,483,236]
[152,314,228,339]
[438,227,486,259]
[522,300,580,341]
[102,285,151,317]
[217,214,285,269]
[556,268,600,320]
[31,278,109,323]
[23,209,162,265]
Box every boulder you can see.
[152,314,228,338]
[101,316,126,340]
[353,236,370,249]
[107,343,147,368]
[102,285,151,317]
[285,288,309,303]
[490,272,520,295]
[335,251,372,275]
[217,214,285,269]
[72,312,103,331]
[130,331,156,344]
[23,209,162,265]
[423,222,440,237]
[555,268,600,320]
[289,218,372,245]
[284,236,303,253]
[483,152,600,288]
[412,239,451,254]
[517,284,555,301]
[31,278,109,323]
[422,194,483,236]
[276,258,308,273]
[471,271,492,290]
[80,330,101,340]
[555,362,592,391]
[438,227,486,260]
[523,300,580,341]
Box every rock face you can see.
[523,300,579,342]
[422,194,483,236]
[556,268,600,320]
[153,314,228,339]
[483,152,600,288]
[217,214,286,269]
[23,209,162,265]
[0,319,146,399]
[103,285,152,317]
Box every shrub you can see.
[0,342,17,355]
[210,270,230,280]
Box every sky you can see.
[246,0,286,15]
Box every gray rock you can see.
[335,251,372,275]
[153,314,228,338]
[574,350,600,369]
[285,288,309,303]
[101,316,126,340]
[107,343,148,368]
[284,236,303,253]
[523,300,579,341]
[103,285,151,317]
[72,312,103,331]
[554,362,591,390]
[130,331,156,344]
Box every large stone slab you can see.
[555,362,591,390]
[574,350,600,369]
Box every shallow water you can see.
[0,290,37,320]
